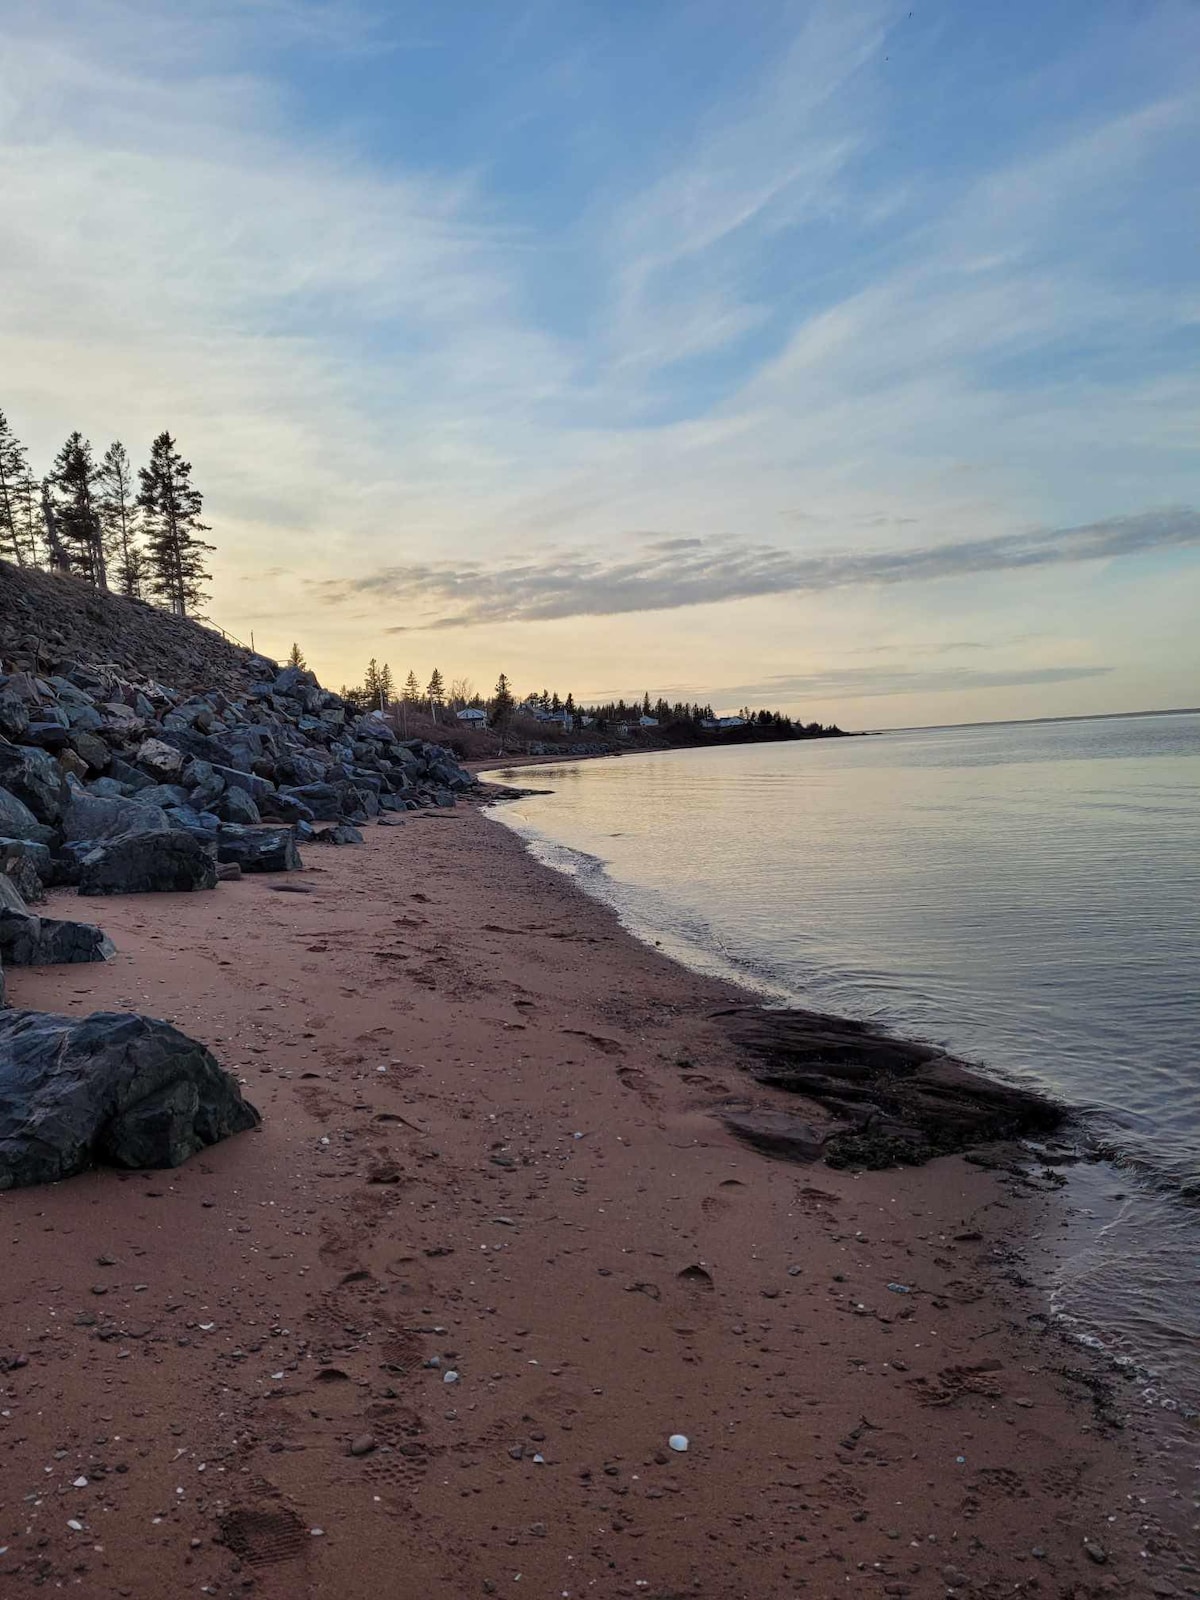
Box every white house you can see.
[718,715,746,728]
[638,714,658,727]
[456,707,488,724]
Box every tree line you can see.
[0,407,213,617]
[315,656,836,738]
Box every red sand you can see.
[1,809,1193,1598]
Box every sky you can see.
[1,0,1197,729]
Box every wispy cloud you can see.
[316,506,1200,629]
[692,664,1114,703]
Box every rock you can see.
[1,850,46,904]
[0,745,70,823]
[0,692,30,741]
[77,830,218,895]
[217,785,261,825]
[0,785,54,845]
[312,823,363,845]
[215,861,242,882]
[258,791,315,824]
[69,729,111,774]
[215,825,301,873]
[57,747,89,783]
[24,720,71,751]
[62,791,171,844]
[0,885,116,965]
[280,782,340,821]
[137,783,191,810]
[720,1006,1061,1167]
[0,838,53,888]
[136,737,185,782]
[720,1108,846,1164]
[0,1009,261,1190]
[211,765,275,803]
[348,1433,376,1457]
[164,805,221,844]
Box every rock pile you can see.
[0,655,476,905]
[0,593,477,1184]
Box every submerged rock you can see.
[720,1006,1062,1169]
[0,1009,261,1190]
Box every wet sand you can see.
[0,808,1192,1598]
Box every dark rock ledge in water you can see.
[716,1005,1062,1169]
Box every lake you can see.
[485,711,1200,1413]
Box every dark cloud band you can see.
[315,505,1200,629]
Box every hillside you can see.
[0,561,265,693]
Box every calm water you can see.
[486,712,1200,1411]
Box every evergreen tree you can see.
[402,670,421,704]
[376,662,394,707]
[287,642,307,669]
[426,667,445,720]
[564,692,576,716]
[490,673,514,727]
[362,658,382,701]
[50,432,108,586]
[97,441,145,598]
[0,410,39,567]
[137,432,213,617]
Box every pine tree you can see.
[50,432,109,586]
[377,663,394,707]
[490,673,515,727]
[287,642,307,669]
[362,659,382,701]
[426,668,445,721]
[0,410,40,567]
[402,670,421,704]
[97,442,145,598]
[137,432,213,617]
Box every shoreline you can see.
[1,808,1195,1596]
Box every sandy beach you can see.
[1,805,1192,1598]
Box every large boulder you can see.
[215,825,302,873]
[0,786,54,845]
[0,744,69,823]
[279,782,340,821]
[77,830,218,895]
[217,785,261,825]
[62,791,171,843]
[0,876,115,965]
[0,1009,261,1190]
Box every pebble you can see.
[443,1370,459,1384]
[349,1434,376,1457]
[668,1435,689,1453]
[1085,1542,1108,1565]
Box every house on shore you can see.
[456,707,488,725]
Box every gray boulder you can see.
[259,791,314,824]
[62,791,171,843]
[0,1009,261,1190]
[0,786,54,845]
[0,876,115,965]
[312,822,364,845]
[78,830,218,895]
[217,785,261,825]
[216,825,302,873]
[136,737,185,782]
[280,782,340,820]
[0,693,30,742]
[0,744,69,823]
[212,765,275,802]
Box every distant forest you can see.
[0,407,212,618]
[333,659,842,742]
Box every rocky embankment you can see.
[0,567,477,1188]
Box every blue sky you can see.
[1,0,1197,725]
